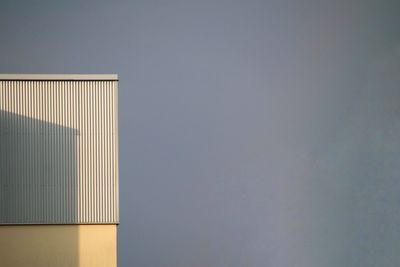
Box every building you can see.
[0,74,119,267]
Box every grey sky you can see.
[1,0,400,266]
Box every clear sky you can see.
[1,0,400,266]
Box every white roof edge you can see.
[0,74,118,81]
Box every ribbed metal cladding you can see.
[0,78,119,224]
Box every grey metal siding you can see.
[0,79,118,224]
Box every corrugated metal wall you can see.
[0,80,118,224]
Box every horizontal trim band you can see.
[0,222,120,225]
[0,74,118,81]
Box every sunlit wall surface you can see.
[0,225,117,267]
[0,75,119,224]
[0,74,119,267]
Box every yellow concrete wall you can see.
[0,225,116,267]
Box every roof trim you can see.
[0,74,118,81]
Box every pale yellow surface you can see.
[0,225,116,267]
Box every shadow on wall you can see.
[0,110,80,266]
[0,110,78,223]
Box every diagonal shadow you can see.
[0,110,80,266]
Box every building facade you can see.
[0,74,119,267]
